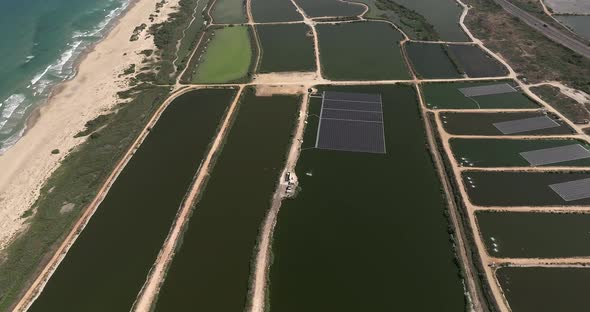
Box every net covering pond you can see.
[550,177,590,201]
[315,91,386,154]
[520,144,590,166]
[493,116,560,134]
[459,83,517,97]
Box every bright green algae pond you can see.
[256,24,316,73]
[268,85,465,311]
[477,211,590,258]
[450,138,590,167]
[28,89,237,312]
[317,22,410,80]
[154,90,299,311]
[193,26,252,83]
[423,81,539,109]
[497,267,590,312]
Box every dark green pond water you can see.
[154,89,299,311]
[477,211,590,258]
[423,81,539,109]
[28,89,237,312]
[391,0,468,41]
[497,267,590,312]
[406,42,462,79]
[269,85,465,311]
[297,0,365,17]
[447,44,508,78]
[462,171,590,206]
[450,138,590,167]
[440,112,573,135]
[256,24,316,73]
[317,22,410,80]
[251,0,302,22]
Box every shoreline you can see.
[0,0,177,258]
[0,0,133,156]
[4,0,183,309]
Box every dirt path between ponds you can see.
[131,86,245,312]
[247,91,310,312]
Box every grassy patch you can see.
[193,26,252,83]
[149,0,211,83]
[464,0,590,94]
[531,85,590,124]
[357,0,440,40]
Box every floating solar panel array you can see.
[459,83,517,97]
[550,178,590,202]
[315,91,386,154]
[493,116,560,134]
[520,144,590,166]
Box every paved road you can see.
[493,0,590,59]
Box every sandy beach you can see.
[0,0,178,251]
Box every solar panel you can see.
[323,99,382,112]
[321,109,383,122]
[316,119,386,153]
[323,91,381,103]
[493,116,560,134]
[315,91,386,154]
[520,144,590,166]
[459,83,517,97]
[550,178,590,201]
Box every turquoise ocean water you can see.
[0,0,129,153]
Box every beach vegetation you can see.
[0,86,171,311]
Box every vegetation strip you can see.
[25,89,236,312]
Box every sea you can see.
[0,0,130,153]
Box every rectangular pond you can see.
[268,84,466,311]
[317,21,410,80]
[497,267,590,312]
[405,42,462,79]
[446,44,508,78]
[27,88,237,312]
[462,171,590,206]
[477,211,590,258]
[423,81,539,109]
[153,89,300,311]
[256,23,316,73]
[439,112,573,135]
[251,0,302,22]
[450,138,590,167]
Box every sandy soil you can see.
[252,72,320,84]
[530,81,590,105]
[255,84,308,96]
[0,0,179,250]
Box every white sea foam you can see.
[1,0,131,153]
[0,94,26,130]
[30,65,51,85]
